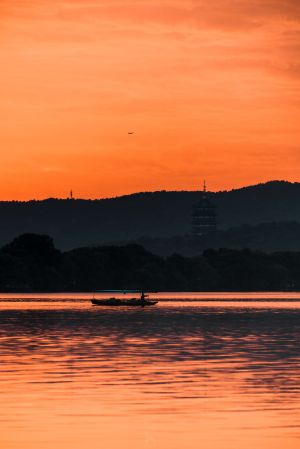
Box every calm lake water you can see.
[1,293,300,449]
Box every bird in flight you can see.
[128,132,134,135]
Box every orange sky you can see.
[1,0,299,199]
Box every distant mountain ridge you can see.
[0,180,300,250]
[133,221,300,256]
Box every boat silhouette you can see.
[91,290,158,307]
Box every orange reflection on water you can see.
[1,298,300,448]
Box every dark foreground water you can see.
[1,294,300,449]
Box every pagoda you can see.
[191,181,217,236]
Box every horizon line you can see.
[0,180,296,203]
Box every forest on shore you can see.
[0,233,299,292]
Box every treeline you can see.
[0,233,299,292]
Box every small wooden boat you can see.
[91,290,158,307]
[91,298,157,307]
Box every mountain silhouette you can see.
[0,180,300,250]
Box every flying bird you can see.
[128,132,134,135]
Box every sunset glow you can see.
[1,0,299,199]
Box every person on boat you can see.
[140,292,148,303]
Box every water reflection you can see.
[0,301,300,449]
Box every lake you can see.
[1,293,300,449]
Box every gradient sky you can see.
[1,0,300,199]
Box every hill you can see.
[132,222,300,256]
[0,180,300,249]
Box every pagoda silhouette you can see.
[191,181,217,236]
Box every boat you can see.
[91,290,158,307]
